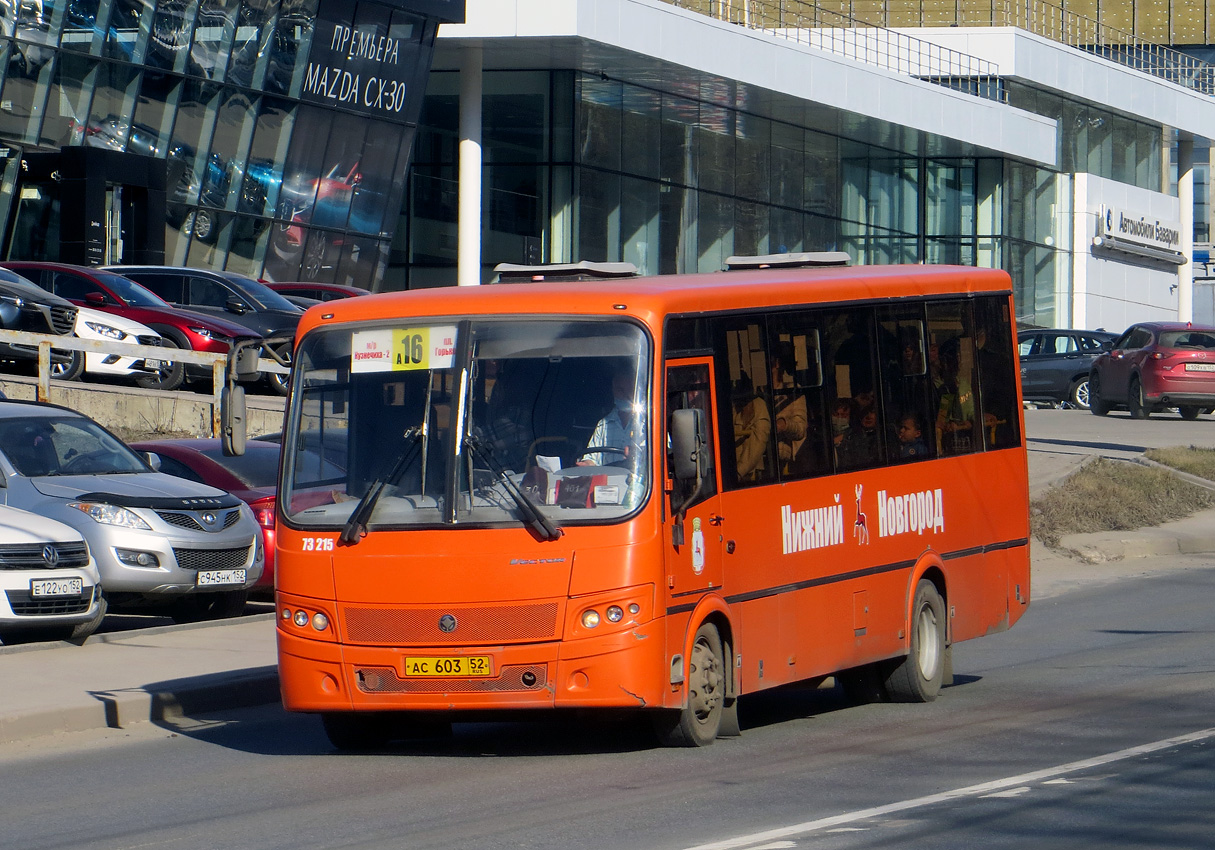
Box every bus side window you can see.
[718,320,777,489]
[973,295,1022,450]
[768,318,831,480]
[666,363,716,509]
[927,301,979,458]
[823,307,885,471]
[876,306,935,464]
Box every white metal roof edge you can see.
[906,27,1215,142]
[439,0,1058,166]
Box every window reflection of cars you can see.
[0,267,80,375]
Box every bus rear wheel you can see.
[653,623,725,747]
[885,579,946,703]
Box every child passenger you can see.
[897,412,929,459]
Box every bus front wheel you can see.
[653,623,725,747]
[884,579,946,703]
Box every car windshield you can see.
[280,318,651,532]
[0,416,147,477]
[92,271,174,309]
[222,274,301,313]
[194,444,342,489]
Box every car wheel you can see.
[50,349,85,381]
[1068,377,1093,411]
[1128,376,1149,419]
[1089,373,1111,416]
[1180,406,1202,420]
[134,335,186,392]
[266,342,292,397]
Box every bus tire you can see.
[653,623,725,747]
[885,579,946,703]
[322,711,395,750]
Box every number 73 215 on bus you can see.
[268,254,1031,749]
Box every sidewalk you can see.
[4,445,1214,746]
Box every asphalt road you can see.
[3,556,1213,850]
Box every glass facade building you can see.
[0,0,462,287]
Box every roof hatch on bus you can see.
[492,261,640,283]
[724,251,852,270]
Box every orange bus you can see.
[272,254,1031,748]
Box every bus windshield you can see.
[281,317,651,533]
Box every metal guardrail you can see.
[662,0,1005,101]
[661,0,1215,99]
[0,330,288,437]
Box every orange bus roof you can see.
[299,264,1012,338]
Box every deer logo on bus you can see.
[853,484,870,546]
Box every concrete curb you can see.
[0,666,281,744]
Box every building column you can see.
[458,45,483,287]
[1178,136,1195,322]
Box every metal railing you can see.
[660,0,1215,98]
[0,330,287,437]
[663,0,1005,100]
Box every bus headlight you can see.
[605,605,624,623]
[581,610,601,628]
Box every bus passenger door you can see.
[664,360,724,595]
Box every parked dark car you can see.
[1017,327,1118,410]
[1089,321,1215,419]
[2,262,263,392]
[0,266,81,376]
[104,266,302,395]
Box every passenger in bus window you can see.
[771,348,808,475]
[839,402,880,467]
[935,338,975,455]
[481,362,537,472]
[896,411,929,459]
[580,365,646,468]
[830,397,853,454]
[732,371,770,482]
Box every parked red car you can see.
[1,262,263,392]
[129,437,347,594]
[1089,321,1215,419]
[265,281,367,302]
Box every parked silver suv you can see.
[0,400,263,621]
[0,504,106,644]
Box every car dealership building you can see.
[2,0,1214,333]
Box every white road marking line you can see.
[681,727,1215,850]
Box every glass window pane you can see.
[0,30,57,144]
[240,96,294,218]
[40,52,97,148]
[265,0,316,97]
[228,0,280,90]
[204,88,258,212]
[86,60,140,151]
[145,1,198,73]
[485,71,548,165]
[226,216,271,276]
[735,113,769,204]
[105,0,153,63]
[696,105,733,196]
[171,78,223,206]
[577,73,622,172]
[622,84,659,179]
[190,0,240,82]
[61,0,104,55]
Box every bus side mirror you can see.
[221,384,246,456]
[671,408,707,480]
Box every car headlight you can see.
[84,321,127,340]
[0,293,25,308]
[189,326,232,344]
[68,502,152,530]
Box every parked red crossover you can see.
[1089,321,1215,419]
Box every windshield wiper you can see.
[339,427,422,546]
[464,435,562,541]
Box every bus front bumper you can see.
[277,621,671,714]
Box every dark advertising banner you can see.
[301,13,427,118]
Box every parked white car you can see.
[54,306,164,382]
[0,504,106,645]
[0,399,263,622]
